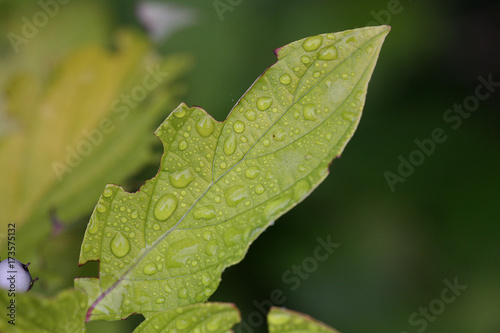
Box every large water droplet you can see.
[223,132,236,156]
[245,166,260,179]
[83,244,92,253]
[225,185,248,207]
[195,114,215,137]
[346,36,357,43]
[178,140,188,151]
[169,168,194,188]
[88,215,99,235]
[96,204,106,213]
[264,196,292,220]
[301,55,311,64]
[273,129,287,142]
[255,184,265,195]
[257,97,272,111]
[103,187,113,198]
[110,232,130,258]
[245,109,256,121]
[173,107,186,118]
[233,120,245,133]
[302,35,323,52]
[143,262,158,275]
[294,179,311,201]
[154,193,178,221]
[318,45,338,60]
[279,73,292,85]
[303,104,317,121]
[193,206,216,220]
[202,231,212,241]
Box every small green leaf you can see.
[0,289,87,333]
[133,303,240,333]
[268,307,340,332]
[77,26,389,321]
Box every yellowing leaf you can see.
[77,26,390,321]
[0,31,190,269]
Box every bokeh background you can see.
[1,0,499,332]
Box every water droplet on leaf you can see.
[178,140,188,151]
[195,114,215,137]
[255,184,265,195]
[173,107,186,118]
[88,215,99,235]
[318,45,338,60]
[225,185,248,207]
[193,206,216,220]
[169,168,194,188]
[273,129,287,142]
[257,97,272,111]
[264,196,292,220]
[302,35,323,51]
[143,262,158,275]
[233,120,245,133]
[245,109,256,121]
[303,104,317,120]
[245,166,260,179]
[154,193,178,221]
[294,179,311,201]
[110,232,130,258]
[279,73,292,85]
[223,226,243,246]
[103,187,113,197]
[342,111,357,122]
[223,133,237,156]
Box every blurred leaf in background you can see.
[0,0,193,295]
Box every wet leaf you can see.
[77,26,390,321]
[133,303,239,332]
[268,307,340,332]
[0,30,191,291]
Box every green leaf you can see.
[133,303,240,332]
[77,26,389,321]
[268,307,340,332]
[0,289,88,333]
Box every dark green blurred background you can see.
[1,0,499,332]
